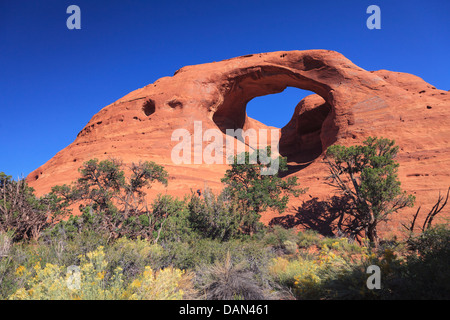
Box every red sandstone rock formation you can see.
[26,50,450,236]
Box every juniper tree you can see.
[221,147,305,235]
[325,137,415,246]
[48,158,168,239]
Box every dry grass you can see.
[196,251,266,300]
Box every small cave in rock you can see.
[168,99,183,109]
[142,99,156,116]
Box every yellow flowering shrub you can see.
[9,262,71,300]
[317,244,350,269]
[268,257,290,279]
[293,261,321,298]
[269,256,321,292]
[122,266,194,300]
[291,244,354,299]
[9,246,193,300]
[267,240,388,299]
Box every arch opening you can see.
[210,64,339,173]
[246,87,313,129]
[213,87,335,173]
[278,95,333,174]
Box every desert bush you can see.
[283,240,298,255]
[0,231,14,297]
[296,229,322,248]
[187,189,241,241]
[406,223,450,255]
[0,231,13,258]
[48,215,82,240]
[195,251,267,300]
[269,239,372,299]
[47,159,169,240]
[319,236,362,255]
[326,226,450,300]
[8,246,194,300]
[222,148,305,235]
[303,240,409,300]
[46,193,192,245]
[395,224,450,299]
[103,237,163,284]
[0,174,49,241]
[268,253,337,299]
[269,257,311,288]
[158,238,273,273]
[263,225,298,254]
[292,260,323,299]
[123,266,196,300]
[0,231,106,299]
[9,246,123,300]
[150,194,192,243]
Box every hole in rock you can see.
[168,99,183,109]
[142,99,156,116]
[215,87,335,174]
[246,87,312,129]
[248,88,332,173]
[279,99,332,175]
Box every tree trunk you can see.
[367,223,380,247]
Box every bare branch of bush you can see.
[0,177,49,241]
[403,186,449,234]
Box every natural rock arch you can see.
[202,50,383,168]
[26,49,450,229]
[27,49,393,192]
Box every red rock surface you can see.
[26,50,450,237]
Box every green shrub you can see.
[407,223,450,255]
[151,194,192,243]
[221,148,305,235]
[269,256,312,288]
[9,246,123,300]
[269,240,369,299]
[0,231,13,258]
[263,226,298,254]
[296,229,321,248]
[283,241,298,255]
[187,190,241,241]
[158,238,273,272]
[47,159,169,240]
[103,237,162,285]
[320,237,362,254]
[395,224,450,299]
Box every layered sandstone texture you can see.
[27,50,450,235]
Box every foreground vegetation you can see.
[1,224,449,300]
[0,138,449,300]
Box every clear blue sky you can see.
[1,0,449,179]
